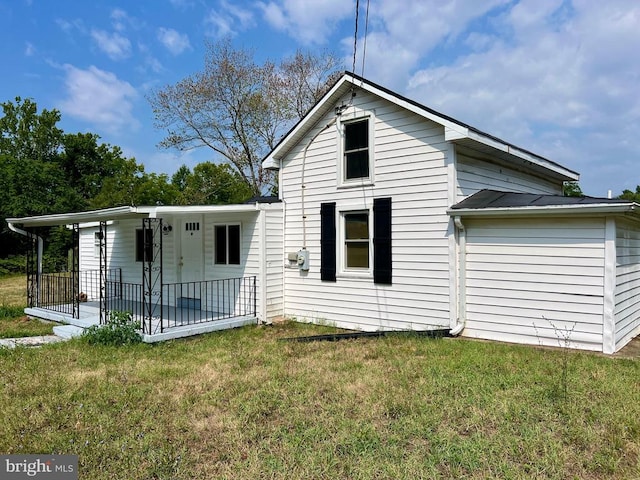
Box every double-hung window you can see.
[343,211,370,269]
[344,119,369,180]
[214,224,241,265]
[340,114,374,185]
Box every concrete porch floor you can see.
[25,302,257,342]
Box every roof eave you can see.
[461,130,579,181]
[6,206,141,227]
[448,203,638,218]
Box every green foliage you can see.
[0,97,180,269]
[172,162,252,205]
[0,255,26,276]
[82,311,142,346]
[562,181,583,197]
[619,185,640,203]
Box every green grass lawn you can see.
[0,322,639,479]
[0,276,54,338]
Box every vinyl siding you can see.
[280,90,451,331]
[456,149,562,198]
[464,217,606,351]
[614,219,640,350]
[265,207,284,320]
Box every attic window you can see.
[344,120,369,180]
[339,114,375,186]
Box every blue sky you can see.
[1,0,639,196]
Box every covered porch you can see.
[6,204,276,342]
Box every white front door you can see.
[180,216,203,283]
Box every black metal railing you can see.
[160,276,256,330]
[37,271,256,335]
[39,269,122,316]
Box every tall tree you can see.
[149,39,341,195]
[172,162,253,206]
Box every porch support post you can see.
[99,221,108,325]
[142,218,163,335]
[26,231,38,308]
[72,223,80,319]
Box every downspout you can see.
[7,221,43,306]
[279,164,287,320]
[450,216,466,336]
[257,202,268,324]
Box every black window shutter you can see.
[320,202,336,282]
[373,197,392,284]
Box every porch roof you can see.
[7,203,276,228]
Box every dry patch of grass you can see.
[0,275,27,306]
[0,322,639,479]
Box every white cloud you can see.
[91,29,132,60]
[257,0,352,45]
[157,27,191,55]
[347,0,510,89]
[205,0,255,37]
[55,18,86,34]
[110,8,138,32]
[58,65,139,133]
[400,0,640,195]
[24,42,35,56]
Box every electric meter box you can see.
[297,249,309,271]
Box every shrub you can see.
[0,255,26,276]
[83,311,142,346]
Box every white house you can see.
[261,72,640,354]
[8,72,640,353]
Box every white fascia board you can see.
[447,203,638,217]
[465,130,579,181]
[153,204,263,215]
[7,206,139,227]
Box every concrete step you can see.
[53,325,86,339]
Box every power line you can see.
[352,0,360,77]
[360,0,370,81]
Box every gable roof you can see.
[262,72,579,183]
[448,189,638,217]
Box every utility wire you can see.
[352,0,360,77]
[360,0,370,82]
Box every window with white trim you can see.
[339,115,374,185]
[342,210,371,271]
[214,224,241,265]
